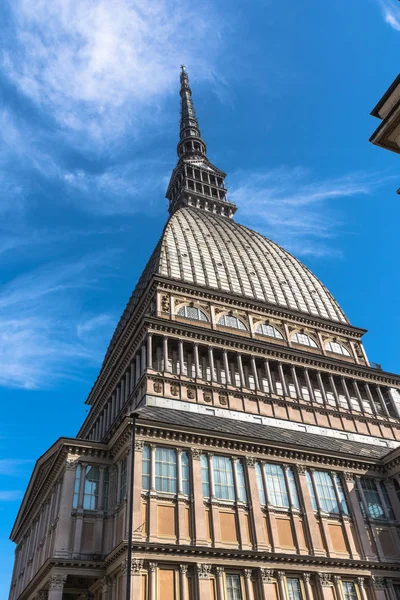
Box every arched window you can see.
[255,323,283,339]
[218,314,248,331]
[292,332,318,348]
[325,341,351,356]
[177,305,209,322]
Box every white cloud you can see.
[3,0,226,145]
[378,0,400,31]
[230,168,389,258]
[0,252,118,389]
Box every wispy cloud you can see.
[0,490,23,501]
[230,168,391,258]
[0,252,118,389]
[378,0,400,31]
[3,0,227,145]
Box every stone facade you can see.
[8,68,400,600]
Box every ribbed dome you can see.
[105,207,347,361]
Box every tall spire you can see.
[166,67,237,218]
[177,65,207,159]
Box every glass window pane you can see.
[287,467,300,509]
[334,474,349,515]
[72,464,81,509]
[314,471,339,513]
[83,465,100,510]
[212,456,235,500]
[255,463,266,505]
[292,332,317,348]
[342,583,357,600]
[181,451,190,495]
[103,467,109,513]
[235,460,247,502]
[306,471,317,511]
[155,448,177,493]
[142,445,150,491]
[178,305,209,322]
[256,323,283,339]
[265,463,289,508]
[360,478,385,519]
[287,579,302,600]
[226,574,242,600]
[201,454,209,497]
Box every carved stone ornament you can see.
[49,574,67,590]
[244,569,253,580]
[135,440,144,451]
[372,577,386,589]
[197,564,212,579]
[245,456,256,467]
[34,592,48,600]
[318,574,332,587]
[343,471,354,482]
[187,387,195,399]
[153,381,162,393]
[296,464,307,475]
[259,568,274,583]
[190,448,202,460]
[218,393,228,406]
[148,562,157,573]
[161,295,170,312]
[171,384,179,397]
[333,576,342,585]
[102,577,111,593]
[303,574,311,584]
[214,566,224,577]
[204,391,212,403]
[66,456,79,470]
[276,571,285,582]
[357,578,365,588]
[180,564,188,575]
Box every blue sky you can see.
[1,0,400,593]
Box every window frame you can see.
[291,332,318,348]
[217,314,248,331]
[255,322,284,340]
[177,305,209,322]
[325,340,351,356]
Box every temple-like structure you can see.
[9,67,400,600]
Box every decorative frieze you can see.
[259,568,274,583]
[197,564,212,579]
[318,574,332,587]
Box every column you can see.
[296,465,326,556]
[341,377,353,411]
[132,441,144,540]
[377,386,391,417]
[251,357,260,391]
[278,363,288,396]
[353,381,365,413]
[125,372,130,404]
[237,354,245,388]
[149,562,157,600]
[264,360,274,394]
[208,453,221,544]
[141,345,146,373]
[194,343,200,379]
[130,363,135,392]
[72,462,85,556]
[208,347,216,382]
[116,387,121,414]
[283,466,302,553]
[304,369,315,403]
[180,565,189,600]
[333,576,345,600]
[101,576,111,600]
[302,574,313,600]
[316,372,328,405]
[196,564,212,600]
[147,333,153,369]
[135,354,141,382]
[244,570,255,600]
[292,366,302,399]
[276,572,288,600]
[215,567,225,600]
[148,445,157,542]
[364,383,377,415]
[190,449,208,545]
[357,578,369,600]
[48,574,67,600]
[245,457,269,551]
[179,340,185,376]
[223,350,231,385]
[329,375,340,410]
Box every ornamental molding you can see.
[197,564,212,579]
[180,564,188,575]
[259,568,274,583]
[34,592,48,600]
[318,573,332,587]
[49,574,67,590]
[244,569,253,579]
[372,577,387,589]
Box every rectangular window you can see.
[142,446,150,491]
[83,465,100,510]
[342,582,358,600]
[306,471,318,511]
[103,467,109,512]
[226,574,242,600]
[213,456,235,500]
[287,579,302,600]
[334,474,349,515]
[287,467,300,509]
[181,451,190,495]
[72,464,81,509]
[235,460,247,502]
[255,463,266,505]
[155,448,177,493]
[119,457,127,502]
[265,463,289,507]
[360,478,385,519]
[201,454,210,497]
[313,471,339,513]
